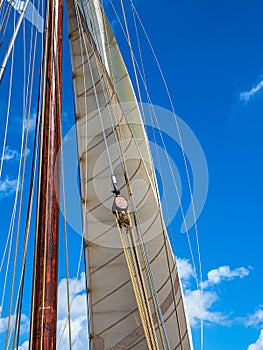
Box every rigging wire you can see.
[57,15,73,345]
[0,0,13,41]
[106,0,202,297]
[28,8,47,347]
[5,18,40,350]
[60,132,73,350]
[28,0,45,348]
[0,9,22,322]
[0,0,43,345]
[106,1,204,348]
[12,15,44,347]
[129,5,199,306]
[57,1,89,345]
[105,1,171,347]
[0,25,16,287]
[0,17,14,178]
[131,6,204,346]
[0,0,32,82]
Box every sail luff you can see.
[29,0,63,347]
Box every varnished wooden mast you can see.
[29,0,63,346]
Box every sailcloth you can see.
[66,0,193,348]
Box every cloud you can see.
[13,261,252,347]
[201,265,250,289]
[245,309,263,327]
[55,272,90,349]
[25,114,37,133]
[176,257,194,285]
[18,341,29,350]
[184,289,229,327]
[57,273,89,348]
[18,273,89,350]
[2,146,20,162]
[176,258,251,327]
[0,314,29,335]
[247,329,263,350]
[239,79,263,104]
[0,176,17,199]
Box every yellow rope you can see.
[133,214,168,350]
[113,106,168,349]
[127,222,160,350]
[115,214,154,350]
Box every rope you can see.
[0,22,15,272]
[107,3,204,347]
[5,33,39,350]
[130,5,204,346]
[39,0,56,345]
[11,35,44,348]
[57,2,87,345]
[114,6,170,346]
[103,3,198,348]
[114,213,156,350]
[29,0,46,346]
[0,31,14,178]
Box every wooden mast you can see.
[29,0,63,346]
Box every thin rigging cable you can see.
[5,27,40,350]
[108,0,200,290]
[106,2,204,348]
[130,6,204,346]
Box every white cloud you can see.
[246,309,263,327]
[184,289,229,327]
[56,272,89,350]
[201,265,250,289]
[23,113,37,133]
[176,257,194,285]
[12,261,252,347]
[247,329,263,350]
[2,146,19,162]
[177,258,251,327]
[1,146,30,169]
[18,340,29,350]
[0,176,17,199]
[0,314,29,335]
[239,79,263,103]
[17,273,89,350]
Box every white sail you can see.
[66,0,193,348]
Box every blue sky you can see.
[143,1,263,349]
[0,0,263,349]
